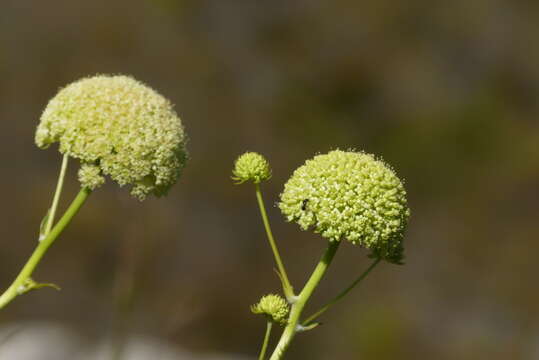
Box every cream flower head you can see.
[279,150,410,264]
[36,75,188,200]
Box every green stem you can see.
[258,321,273,360]
[254,183,294,299]
[0,187,91,310]
[42,154,69,238]
[302,257,381,326]
[269,241,341,360]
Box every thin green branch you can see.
[254,183,294,299]
[301,257,381,326]
[0,187,91,310]
[269,241,341,360]
[258,321,273,360]
[42,154,69,239]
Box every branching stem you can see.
[0,187,91,310]
[269,241,341,360]
[302,257,381,326]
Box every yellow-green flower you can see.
[232,152,271,184]
[251,294,289,325]
[279,150,410,264]
[36,75,188,200]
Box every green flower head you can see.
[251,294,289,325]
[36,75,188,200]
[279,150,410,264]
[232,152,271,184]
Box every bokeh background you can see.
[1,0,538,359]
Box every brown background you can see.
[0,0,539,359]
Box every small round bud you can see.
[36,75,188,200]
[251,294,289,325]
[279,150,410,264]
[232,152,271,184]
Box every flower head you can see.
[36,75,188,200]
[251,294,289,324]
[279,150,410,264]
[232,152,271,184]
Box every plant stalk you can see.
[0,187,91,309]
[258,321,273,360]
[302,257,381,326]
[269,240,341,360]
[42,154,69,239]
[254,183,294,299]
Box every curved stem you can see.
[254,183,294,299]
[258,321,273,360]
[0,187,91,310]
[42,154,69,239]
[302,257,381,326]
[269,241,341,360]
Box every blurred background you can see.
[0,0,538,359]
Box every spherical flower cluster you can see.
[35,75,188,200]
[232,152,271,184]
[251,294,289,325]
[279,150,410,264]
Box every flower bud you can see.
[36,75,188,200]
[251,294,289,325]
[232,152,271,184]
[279,150,410,264]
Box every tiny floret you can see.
[232,152,271,184]
[279,150,410,264]
[36,75,188,200]
[251,294,289,325]
[78,163,105,190]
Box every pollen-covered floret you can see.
[279,150,410,264]
[251,294,289,325]
[232,152,271,184]
[78,163,105,190]
[36,75,188,200]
